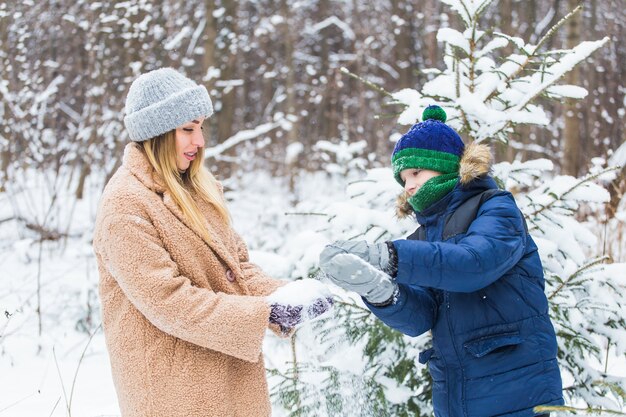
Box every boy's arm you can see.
[365,284,437,337]
[393,194,527,293]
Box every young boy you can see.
[319,105,563,417]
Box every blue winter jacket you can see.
[367,173,563,417]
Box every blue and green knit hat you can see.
[391,105,465,185]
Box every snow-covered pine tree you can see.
[268,0,625,415]
[268,168,432,417]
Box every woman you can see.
[93,68,331,417]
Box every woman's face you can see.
[174,117,206,172]
[400,168,441,196]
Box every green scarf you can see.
[408,172,459,213]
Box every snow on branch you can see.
[389,2,608,146]
[204,115,294,159]
[439,0,495,27]
[307,16,355,40]
[164,27,192,51]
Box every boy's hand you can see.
[319,240,391,273]
[319,252,397,306]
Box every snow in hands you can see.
[268,278,332,306]
[267,279,334,323]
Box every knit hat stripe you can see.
[392,149,460,184]
[392,127,464,156]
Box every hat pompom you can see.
[422,105,447,123]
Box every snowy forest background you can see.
[1,0,625,416]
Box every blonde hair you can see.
[142,131,230,241]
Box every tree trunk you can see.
[424,0,439,68]
[0,140,9,192]
[544,0,562,52]
[0,11,9,191]
[562,0,582,176]
[391,0,413,88]
[202,0,218,161]
[314,0,331,144]
[75,162,91,200]
[493,0,515,161]
[216,0,238,145]
[524,0,537,41]
[203,0,217,79]
[606,164,625,220]
[280,0,299,194]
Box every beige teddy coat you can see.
[93,143,283,417]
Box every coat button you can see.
[226,269,235,282]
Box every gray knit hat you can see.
[124,68,214,142]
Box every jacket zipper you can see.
[445,289,467,415]
[445,291,452,415]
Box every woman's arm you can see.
[95,213,270,363]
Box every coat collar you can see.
[122,143,241,273]
[123,142,167,194]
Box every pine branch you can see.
[549,256,611,300]
[453,52,473,135]
[593,380,626,401]
[533,5,583,57]
[530,167,620,218]
[373,112,403,120]
[339,67,394,98]
[468,23,478,94]
[484,5,583,103]
[334,299,372,314]
[534,405,626,415]
[509,39,608,115]
[284,212,329,217]
[457,1,473,26]
[475,0,494,18]
[483,39,606,142]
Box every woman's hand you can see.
[267,279,334,333]
[269,297,334,333]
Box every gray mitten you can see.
[320,240,390,273]
[319,252,397,305]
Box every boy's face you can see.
[400,168,442,196]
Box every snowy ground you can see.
[1,168,624,416]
